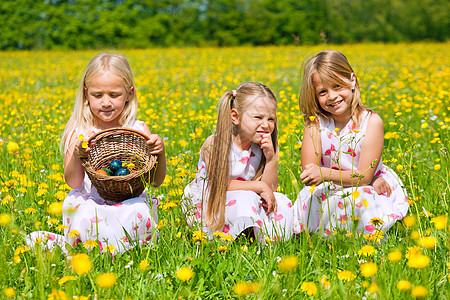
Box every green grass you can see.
[0,43,449,299]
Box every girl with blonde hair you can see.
[293,50,408,237]
[182,82,294,241]
[28,53,166,253]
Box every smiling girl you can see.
[182,82,294,241]
[27,53,166,253]
[293,50,408,238]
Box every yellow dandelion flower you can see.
[419,236,437,249]
[410,230,420,239]
[176,266,194,281]
[388,250,402,262]
[358,245,377,257]
[217,246,229,252]
[70,253,92,275]
[396,280,411,290]
[81,141,88,149]
[96,272,117,288]
[434,164,441,171]
[369,217,384,226]
[403,216,415,228]
[105,245,116,254]
[192,231,206,243]
[319,275,331,289]
[233,282,259,296]
[411,286,427,298]
[14,245,29,256]
[48,289,68,300]
[405,246,422,259]
[360,262,378,277]
[309,184,316,193]
[7,141,20,154]
[277,255,299,272]
[13,255,21,264]
[68,230,79,237]
[78,134,85,141]
[139,259,150,270]
[4,287,15,297]
[334,128,340,132]
[37,189,48,197]
[367,282,378,294]
[46,197,65,210]
[300,281,318,296]
[309,116,316,122]
[407,253,430,269]
[421,122,428,129]
[83,239,97,249]
[24,208,37,214]
[2,195,14,204]
[55,224,68,232]
[396,165,403,171]
[0,213,12,226]
[430,215,447,230]
[55,190,67,201]
[58,276,76,285]
[337,270,356,281]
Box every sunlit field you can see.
[0,43,449,299]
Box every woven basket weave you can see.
[82,127,157,203]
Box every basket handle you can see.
[87,127,150,145]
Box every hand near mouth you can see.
[259,133,275,161]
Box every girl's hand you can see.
[260,133,275,161]
[370,176,391,196]
[259,182,278,215]
[147,134,165,155]
[74,140,91,160]
[300,163,323,186]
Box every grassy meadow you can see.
[0,43,449,299]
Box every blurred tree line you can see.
[1,0,448,50]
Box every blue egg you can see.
[109,160,122,172]
[115,167,130,176]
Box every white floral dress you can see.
[182,139,294,241]
[27,120,159,254]
[293,112,409,236]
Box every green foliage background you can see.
[1,0,448,50]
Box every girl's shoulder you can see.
[200,135,214,163]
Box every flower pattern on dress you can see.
[182,138,294,241]
[293,112,409,236]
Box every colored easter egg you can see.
[96,169,108,176]
[109,160,122,172]
[115,167,130,176]
[102,168,113,176]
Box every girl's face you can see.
[313,72,355,121]
[231,95,276,149]
[86,71,133,129]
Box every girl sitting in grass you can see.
[27,53,166,253]
[182,82,294,242]
[293,50,409,239]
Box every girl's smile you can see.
[313,73,355,126]
[86,71,132,129]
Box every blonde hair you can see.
[60,53,138,154]
[299,50,371,127]
[206,82,278,231]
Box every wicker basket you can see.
[82,127,157,203]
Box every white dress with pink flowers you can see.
[293,111,409,237]
[182,139,294,241]
[27,120,159,254]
